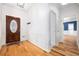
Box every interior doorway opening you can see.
[63,17,78,49]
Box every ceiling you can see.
[1,3,79,11]
[1,3,32,11]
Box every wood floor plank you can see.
[0,41,51,56]
[0,40,78,56]
[56,43,79,55]
[50,51,63,56]
[51,47,67,56]
[51,41,79,56]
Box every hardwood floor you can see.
[0,41,52,56]
[0,36,79,56]
[51,42,79,56]
[50,35,79,56]
[64,35,78,49]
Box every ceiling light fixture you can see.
[17,3,25,8]
[61,3,68,5]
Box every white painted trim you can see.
[28,40,50,52]
[49,10,56,49]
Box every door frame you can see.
[6,15,20,44]
[49,11,56,49]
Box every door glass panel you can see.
[10,20,18,33]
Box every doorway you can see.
[6,15,20,44]
[63,17,78,49]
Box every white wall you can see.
[64,31,77,36]
[0,4,29,46]
[61,4,79,19]
[28,3,50,52]
[27,3,62,52]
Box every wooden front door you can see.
[6,15,20,43]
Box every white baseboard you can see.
[28,40,50,52]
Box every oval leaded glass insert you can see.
[10,20,18,33]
